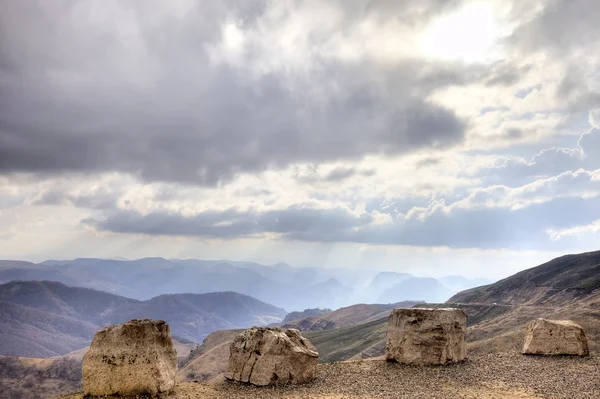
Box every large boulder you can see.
[522,318,589,356]
[386,308,467,365]
[225,327,318,386]
[82,319,177,397]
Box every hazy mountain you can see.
[293,278,354,310]
[440,275,493,293]
[0,280,138,323]
[104,292,286,342]
[359,272,413,302]
[0,257,492,311]
[368,272,413,292]
[0,281,285,357]
[378,277,454,303]
[0,258,359,310]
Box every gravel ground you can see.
[61,353,600,399]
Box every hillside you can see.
[281,302,418,331]
[281,308,332,324]
[445,250,600,356]
[0,338,198,399]
[0,281,285,357]
[181,301,420,383]
[449,250,600,306]
[178,251,600,385]
[0,356,82,399]
[178,317,390,383]
[104,292,286,342]
[281,304,386,331]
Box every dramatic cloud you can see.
[0,0,475,186]
[471,127,600,185]
[82,167,600,250]
[2,0,600,273]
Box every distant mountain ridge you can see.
[378,277,454,304]
[0,258,352,310]
[0,280,285,357]
[0,258,492,310]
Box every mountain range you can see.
[0,258,490,311]
[1,250,599,398]
[0,280,285,357]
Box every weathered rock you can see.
[82,319,177,397]
[386,308,467,365]
[522,318,589,356]
[225,327,318,386]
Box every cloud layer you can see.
[1,0,600,270]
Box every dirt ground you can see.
[61,353,599,399]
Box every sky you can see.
[0,0,599,279]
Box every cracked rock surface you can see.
[225,327,318,386]
[386,308,467,365]
[522,318,589,356]
[82,318,177,397]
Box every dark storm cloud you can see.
[32,188,119,210]
[0,0,514,186]
[323,167,357,182]
[83,205,368,238]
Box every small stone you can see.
[82,319,177,397]
[522,318,589,356]
[386,308,467,365]
[225,327,319,386]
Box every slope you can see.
[177,317,390,383]
[0,281,286,357]
[449,250,600,306]
[446,250,600,354]
[105,292,286,342]
[281,302,419,331]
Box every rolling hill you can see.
[281,301,419,331]
[0,281,285,357]
[446,250,600,355]
[449,250,600,306]
[281,308,332,324]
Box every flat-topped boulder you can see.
[386,308,467,365]
[523,318,589,356]
[82,319,177,397]
[226,327,318,386]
